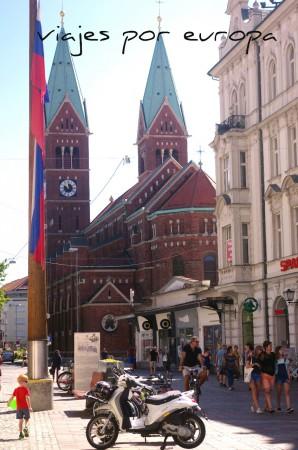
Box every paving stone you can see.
[1,365,298,449]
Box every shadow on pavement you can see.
[198,375,298,449]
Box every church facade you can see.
[45,29,217,358]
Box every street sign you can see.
[243,297,258,313]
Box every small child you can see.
[7,374,32,439]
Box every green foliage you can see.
[0,260,9,312]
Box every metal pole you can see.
[76,251,79,332]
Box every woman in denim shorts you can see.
[275,346,294,413]
[247,345,263,413]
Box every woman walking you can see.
[259,341,275,413]
[275,346,294,413]
[246,345,263,413]
[223,346,237,391]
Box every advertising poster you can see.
[74,332,100,391]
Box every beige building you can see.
[209,0,298,349]
[0,277,28,347]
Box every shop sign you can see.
[243,297,258,313]
[280,257,298,272]
[226,239,232,263]
[274,309,287,316]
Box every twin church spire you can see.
[45,12,187,176]
[45,25,88,129]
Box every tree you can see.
[0,260,8,312]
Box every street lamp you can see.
[68,247,79,331]
[283,288,297,304]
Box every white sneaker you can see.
[256,408,263,414]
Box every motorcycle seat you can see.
[146,390,181,405]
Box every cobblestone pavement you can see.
[0,365,297,450]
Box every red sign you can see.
[274,309,287,316]
[226,239,232,264]
[280,257,298,272]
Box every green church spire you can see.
[45,27,87,128]
[142,35,185,130]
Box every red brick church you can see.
[45,27,217,357]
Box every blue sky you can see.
[0,0,230,283]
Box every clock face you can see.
[59,179,77,197]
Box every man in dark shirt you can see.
[149,346,159,375]
[179,336,206,391]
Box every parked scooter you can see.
[85,367,206,450]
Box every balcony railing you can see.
[216,115,245,135]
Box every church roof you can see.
[45,28,87,128]
[161,167,216,210]
[142,35,185,130]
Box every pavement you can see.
[0,365,298,450]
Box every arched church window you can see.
[73,147,80,169]
[203,254,217,286]
[269,60,277,100]
[156,149,162,166]
[287,44,295,88]
[172,255,185,276]
[55,147,62,169]
[239,83,246,115]
[58,214,62,231]
[139,157,145,174]
[75,216,79,231]
[64,147,71,169]
[172,149,179,162]
[230,89,238,115]
[164,149,170,161]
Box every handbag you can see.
[244,366,253,383]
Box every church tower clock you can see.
[45,25,90,257]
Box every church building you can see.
[45,26,217,358]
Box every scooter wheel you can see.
[86,413,119,449]
[173,412,206,448]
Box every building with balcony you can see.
[209,0,298,349]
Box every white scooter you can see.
[85,370,206,450]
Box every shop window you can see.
[242,309,254,348]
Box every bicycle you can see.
[188,366,207,404]
[57,362,74,392]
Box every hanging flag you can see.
[29,2,47,269]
